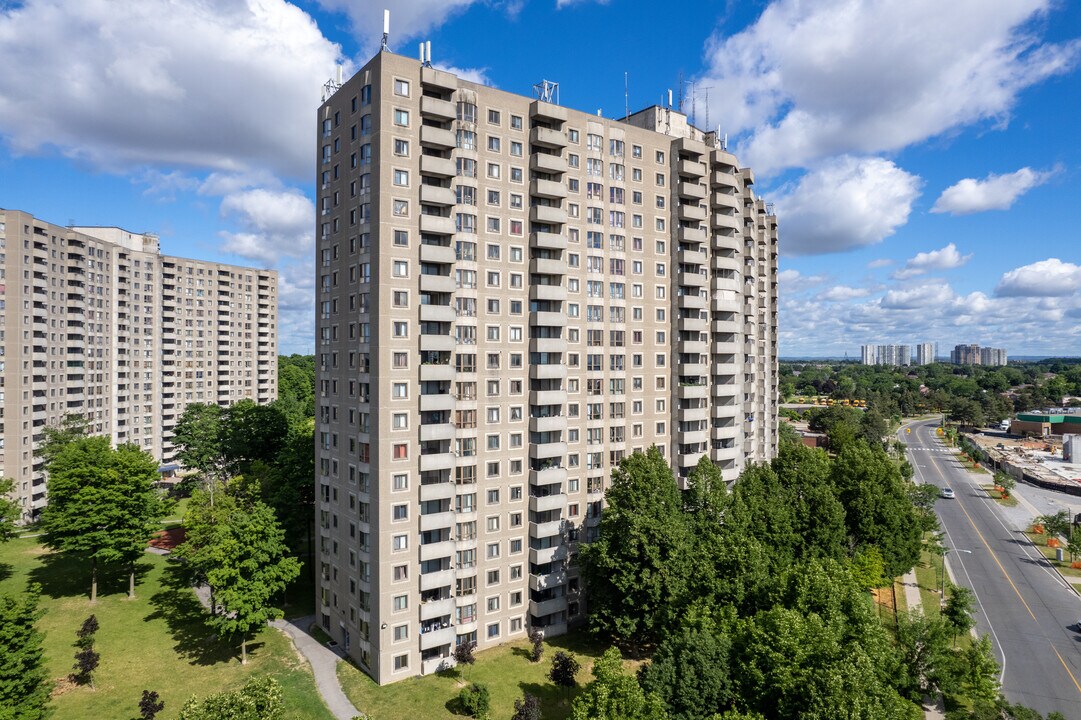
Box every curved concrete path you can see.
[271,615,363,720]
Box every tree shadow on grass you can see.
[519,681,576,719]
[0,562,11,584]
[145,559,237,666]
[28,552,152,601]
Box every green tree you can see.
[177,676,283,720]
[684,455,726,519]
[895,611,957,700]
[39,437,164,602]
[259,422,315,553]
[173,490,236,616]
[994,471,1016,498]
[850,546,888,590]
[943,585,975,641]
[777,420,801,450]
[1037,511,1071,545]
[639,622,731,720]
[453,640,476,680]
[172,403,227,488]
[579,447,693,649]
[39,413,88,470]
[0,477,21,542]
[457,683,490,718]
[548,651,581,693]
[204,501,301,663]
[572,647,668,720]
[960,636,1000,702]
[512,693,541,720]
[220,400,289,473]
[0,584,51,720]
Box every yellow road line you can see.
[1051,643,1081,698]
[954,487,1037,622]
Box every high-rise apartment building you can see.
[0,210,279,521]
[863,344,910,366]
[314,51,778,683]
[950,343,1007,366]
[914,343,934,365]
[861,344,877,365]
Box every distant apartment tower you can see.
[950,343,1007,366]
[0,210,279,521]
[863,344,910,366]
[314,50,779,683]
[914,343,935,365]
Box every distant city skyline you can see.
[1,1,1079,355]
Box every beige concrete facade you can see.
[0,210,279,520]
[315,51,778,683]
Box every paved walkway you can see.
[271,615,363,720]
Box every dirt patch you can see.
[148,527,186,551]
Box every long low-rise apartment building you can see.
[0,210,279,520]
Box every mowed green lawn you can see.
[0,537,332,720]
[337,632,636,720]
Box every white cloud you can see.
[556,0,609,8]
[316,0,475,55]
[995,258,1081,297]
[774,156,921,255]
[931,166,1058,215]
[892,243,973,279]
[0,0,342,179]
[867,258,894,269]
[777,268,828,293]
[434,64,493,87]
[818,285,871,302]
[880,283,956,310]
[698,0,1081,173]
[217,187,314,265]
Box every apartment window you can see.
[656,150,665,163]
[393,534,408,550]
[393,109,409,126]
[487,163,500,179]
[487,189,500,206]
[393,474,408,491]
[392,383,408,399]
[393,624,408,641]
[394,139,409,156]
[393,351,408,367]
[393,654,408,671]
[393,169,408,186]
[392,199,408,216]
[393,230,408,246]
[393,443,408,460]
[394,565,408,580]
[510,141,523,157]
[393,504,408,520]
[488,135,501,152]
[488,108,501,124]
[394,78,410,96]
[487,596,500,612]
[510,115,523,130]
[393,260,408,277]
[487,488,499,504]
[487,623,500,639]
[392,413,408,430]
[393,321,408,338]
[568,128,580,143]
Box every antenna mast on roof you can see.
[624,72,629,120]
[381,9,390,51]
[533,79,559,104]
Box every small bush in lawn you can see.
[458,683,490,718]
[529,629,544,663]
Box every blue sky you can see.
[1,0,1079,357]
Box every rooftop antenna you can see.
[700,86,714,128]
[677,71,684,111]
[381,9,390,51]
[624,71,629,120]
[532,79,559,104]
[322,63,343,101]
[425,40,432,67]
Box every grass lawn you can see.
[980,485,1018,507]
[1023,532,1081,578]
[0,537,333,720]
[338,631,630,720]
[914,550,943,619]
[160,497,190,528]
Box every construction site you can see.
[964,426,1081,498]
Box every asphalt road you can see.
[902,420,1081,717]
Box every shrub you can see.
[458,683,491,718]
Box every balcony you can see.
[529,99,568,123]
[530,231,566,251]
[529,284,567,302]
[529,441,567,460]
[419,274,455,293]
[678,182,707,201]
[680,271,707,288]
[419,479,456,502]
[677,315,708,333]
[529,543,568,566]
[420,96,456,120]
[712,211,741,232]
[419,184,456,207]
[420,624,455,651]
[678,449,707,468]
[529,519,564,540]
[529,466,567,486]
[679,427,710,445]
[528,337,566,355]
[419,596,456,621]
[419,214,456,236]
[421,66,457,91]
[529,595,568,618]
[529,310,564,326]
[676,226,706,244]
[419,511,456,533]
[529,153,568,175]
[420,125,456,149]
[419,303,456,323]
[529,178,567,199]
[419,243,456,264]
[529,569,567,592]
[680,405,709,422]
[678,339,708,355]
[529,257,565,276]
[529,415,566,434]
[677,293,706,310]
[678,159,706,178]
[712,445,741,463]
[419,540,456,563]
[529,205,568,226]
[675,136,707,157]
[529,126,567,148]
[420,154,456,178]
[419,362,455,382]
[528,364,566,381]
[419,393,456,413]
[678,204,707,223]
[419,334,455,353]
[712,190,741,211]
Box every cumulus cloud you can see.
[218,188,314,265]
[880,283,956,310]
[0,0,342,180]
[316,0,476,55]
[777,268,828,292]
[931,166,1058,215]
[995,258,1081,297]
[773,156,921,255]
[698,0,1081,173]
[819,285,871,302]
[892,243,973,280]
[867,258,894,269]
